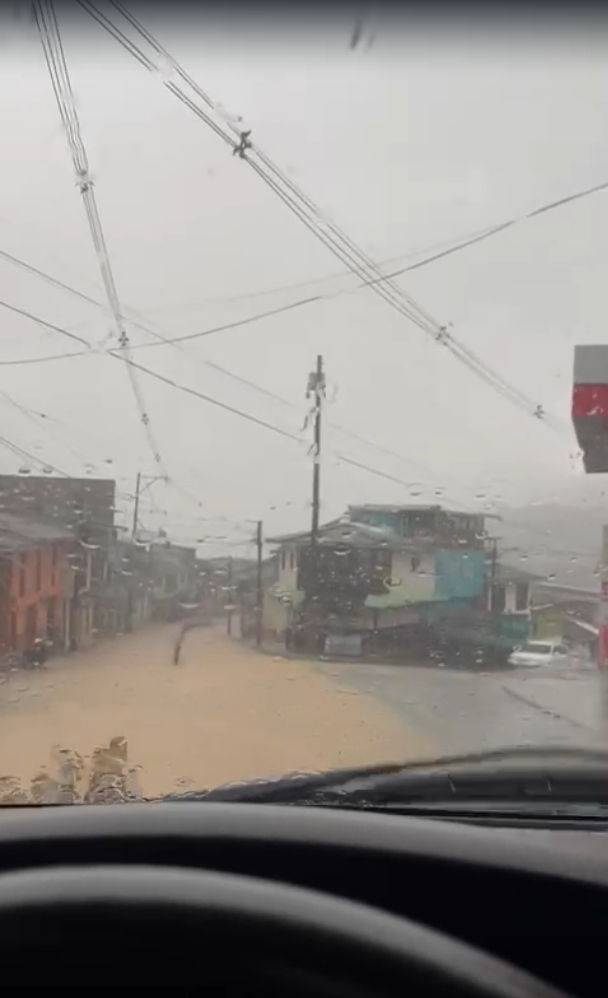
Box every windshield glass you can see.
[0,6,607,806]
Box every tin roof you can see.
[267,520,407,550]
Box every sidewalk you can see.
[501,669,605,736]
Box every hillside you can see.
[497,504,605,590]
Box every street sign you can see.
[572,345,608,473]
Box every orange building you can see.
[0,514,74,656]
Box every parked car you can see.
[507,640,572,669]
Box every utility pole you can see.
[131,472,164,543]
[256,520,263,647]
[306,355,326,547]
[131,471,141,543]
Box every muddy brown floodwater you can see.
[0,624,435,800]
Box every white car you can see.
[507,641,572,669]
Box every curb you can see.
[501,684,591,732]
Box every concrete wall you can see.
[434,549,485,600]
[352,509,400,533]
[277,545,299,593]
[262,591,289,639]
[6,541,70,652]
[368,549,484,607]
[384,550,435,603]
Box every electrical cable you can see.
[33,0,167,474]
[0,298,91,349]
[105,0,580,429]
[0,286,557,524]
[78,0,556,429]
[0,388,99,471]
[108,350,306,444]
[0,431,68,477]
[72,1,607,438]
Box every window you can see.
[281,549,286,570]
[289,549,295,571]
[515,583,529,611]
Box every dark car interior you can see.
[0,801,604,994]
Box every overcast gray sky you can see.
[1,6,608,555]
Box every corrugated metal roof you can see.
[349,504,442,513]
[268,520,408,550]
[348,503,497,518]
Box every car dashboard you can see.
[0,802,605,995]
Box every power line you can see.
[80,3,567,434]
[0,245,186,349]
[247,157,566,432]
[135,295,322,350]
[0,247,567,521]
[0,388,99,471]
[33,0,167,474]
[0,284,518,514]
[109,350,306,445]
[0,431,68,477]
[76,0,235,152]
[0,265,322,363]
[0,349,89,367]
[107,349,482,502]
[0,298,91,349]
[120,225,506,310]
[205,358,467,494]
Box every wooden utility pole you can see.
[307,355,326,547]
[131,471,141,543]
[256,519,263,647]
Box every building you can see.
[99,538,153,635]
[486,562,537,647]
[430,561,537,659]
[234,557,278,640]
[531,581,598,654]
[265,505,489,649]
[348,504,486,549]
[0,475,116,645]
[149,542,197,621]
[0,512,75,656]
[0,475,115,534]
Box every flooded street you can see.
[318,659,608,755]
[2,624,606,805]
[0,626,432,800]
